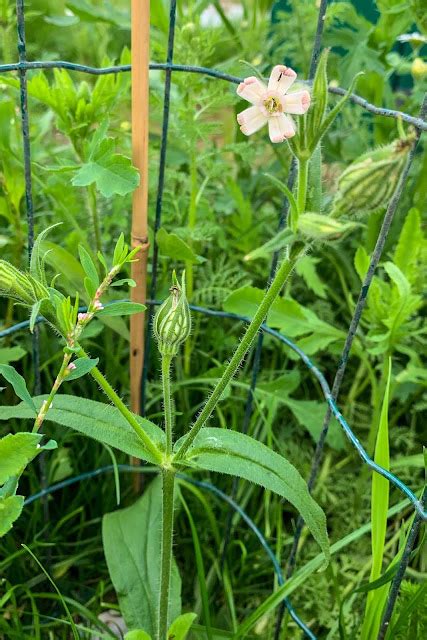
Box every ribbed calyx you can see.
[153,271,191,357]
[333,137,413,216]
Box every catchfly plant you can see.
[236,65,311,142]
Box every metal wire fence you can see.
[1,0,426,637]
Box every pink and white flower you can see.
[236,65,310,143]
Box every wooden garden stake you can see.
[130,0,150,484]
[130,0,150,415]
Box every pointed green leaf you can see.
[97,301,146,317]
[0,364,37,414]
[0,495,24,537]
[176,428,330,566]
[65,358,99,381]
[0,395,165,464]
[167,613,197,640]
[78,244,99,289]
[29,300,43,333]
[156,227,204,264]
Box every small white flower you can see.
[236,65,311,143]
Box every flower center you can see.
[263,95,283,115]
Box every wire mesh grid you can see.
[1,0,426,637]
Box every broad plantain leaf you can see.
[0,432,42,484]
[0,395,165,464]
[0,495,24,537]
[176,428,329,566]
[103,476,181,636]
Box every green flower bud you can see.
[298,213,359,241]
[154,272,191,357]
[0,259,48,305]
[332,137,413,217]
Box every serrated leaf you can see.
[103,477,181,636]
[0,432,42,484]
[0,395,165,464]
[97,302,146,317]
[65,358,99,381]
[72,138,140,197]
[0,365,37,414]
[0,495,24,537]
[156,228,204,264]
[177,428,330,566]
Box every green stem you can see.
[174,246,303,462]
[78,345,163,465]
[162,355,174,456]
[297,158,309,216]
[87,185,102,255]
[32,353,71,433]
[158,469,175,640]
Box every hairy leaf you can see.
[0,395,165,464]
[177,428,330,565]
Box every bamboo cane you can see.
[130,0,150,482]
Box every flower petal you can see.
[268,65,297,94]
[236,76,267,105]
[282,90,311,114]
[237,106,268,136]
[268,114,295,143]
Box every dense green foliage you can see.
[0,0,426,638]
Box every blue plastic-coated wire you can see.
[0,60,425,131]
[377,487,427,640]
[23,465,315,639]
[140,0,178,416]
[2,302,425,520]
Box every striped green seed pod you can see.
[332,137,412,217]
[0,259,48,305]
[154,272,191,357]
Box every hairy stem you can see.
[158,469,175,639]
[296,158,308,216]
[162,355,174,456]
[78,345,163,464]
[32,352,71,433]
[174,246,302,461]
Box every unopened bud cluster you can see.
[154,272,191,357]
